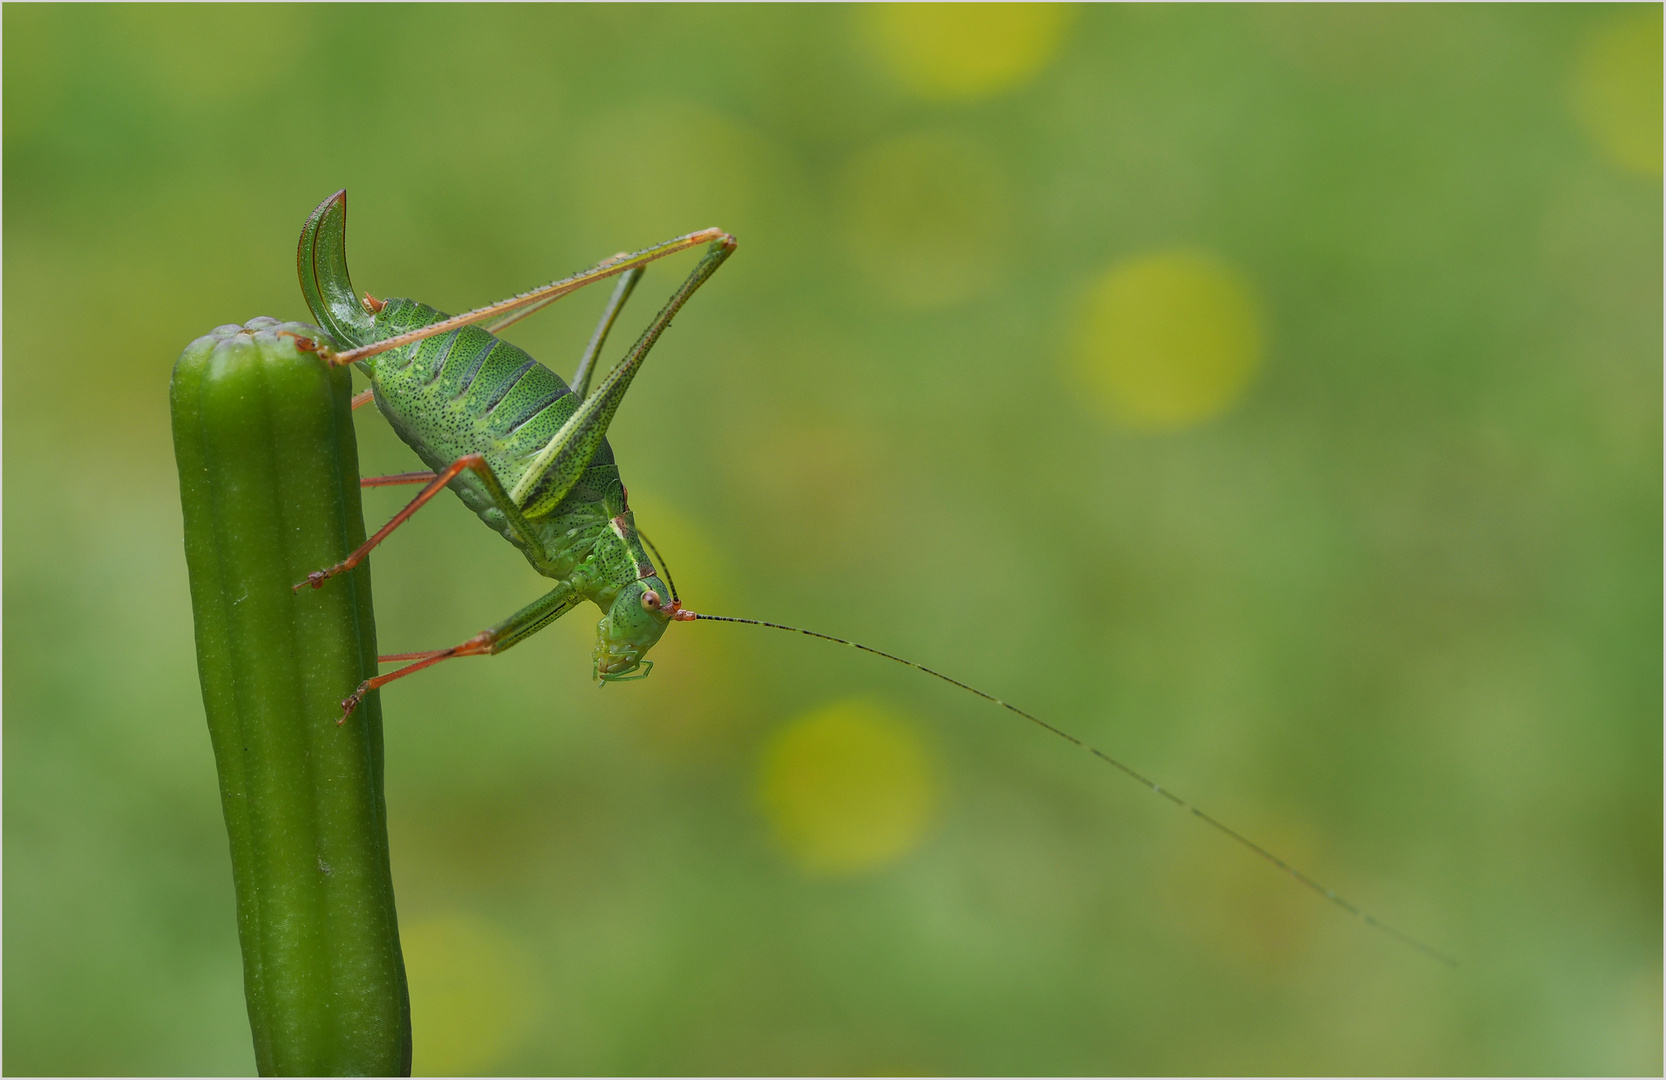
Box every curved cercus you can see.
[298,190,377,350]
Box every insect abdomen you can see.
[367,300,625,562]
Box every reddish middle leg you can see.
[360,471,438,488]
[295,454,488,592]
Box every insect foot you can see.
[273,326,338,365]
[339,682,371,725]
[294,568,336,593]
[276,329,340,365]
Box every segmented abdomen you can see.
[363,298,625,574]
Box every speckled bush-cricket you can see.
[291,190,1450,965]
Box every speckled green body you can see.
[360,301,656,620]
[294,191,738,678]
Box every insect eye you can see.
[641,590,661,611]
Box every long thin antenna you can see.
[689,611,1455,967]
[637,529,680,605]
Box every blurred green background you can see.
[5,4,1660,1075]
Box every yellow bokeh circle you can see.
[839,132,1010,309]
[863,3,1075,101]
[757,699,939,876]
[1070,249,1266,431]
[1570,9,1664,177]
[402,914,537,1076]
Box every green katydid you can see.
[291,190,1452,965]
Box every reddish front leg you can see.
[338,582,580,722]
[340,632,495,723]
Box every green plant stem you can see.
[172,318,411,1077]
